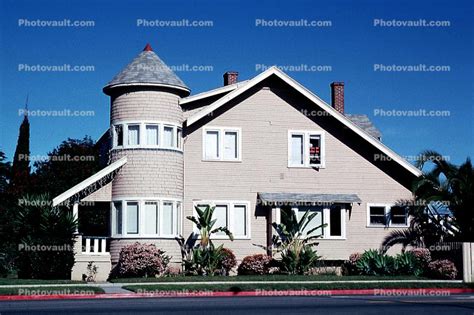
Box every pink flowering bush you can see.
[117,243,170,278]
[406,248,431,268]
[428,259,458,280]
[219,248,237,275]
[237,254,273,275]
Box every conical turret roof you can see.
[103,44,189,95]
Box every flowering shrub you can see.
[428,259,458,280]
[342,252,362,275]
[219,248,237,275]
[406,248,431,268]
[117,243,170,278]
[237,254,273,275]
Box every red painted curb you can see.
[1,288,473,301]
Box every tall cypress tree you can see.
[9,104,30,196]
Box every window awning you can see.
[258,192,361,206]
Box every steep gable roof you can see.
[185,66,421,177]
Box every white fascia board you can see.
[52,157,127,207]
[180,81,249,105]
[187,66,421,176]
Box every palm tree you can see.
[381,150,473,253]
[176,205,234,275]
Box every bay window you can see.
[288,130,325,168]
[111,199,182,237]
[203,127,241,161]
[112,122,182,150]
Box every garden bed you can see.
[0,279,83,285]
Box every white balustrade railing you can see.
[82,237,108,255]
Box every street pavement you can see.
[1,294,474,314]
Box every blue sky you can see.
[0,0,473,166]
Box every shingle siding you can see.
[183,87,412,260]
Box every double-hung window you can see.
[194,201,250,238]
[203,127,241,161]
[367,204,409,227]
[127,125,140,146]
[145,125,159,146]
[288,131,325,168]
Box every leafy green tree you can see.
[31,136,100,197]
[0,151,10,193]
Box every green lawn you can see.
[111,275,429,283]
[0,286,104,296]
[124,282,470,293]
[0,279,83,285]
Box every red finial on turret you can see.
[143,43,153,51]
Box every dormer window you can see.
[288,130,325,168]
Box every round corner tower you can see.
[103,43,190,260]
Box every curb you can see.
[1,288,474,301]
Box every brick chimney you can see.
[330,82,344,114]
[223,71,238,86]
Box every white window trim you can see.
[366,203,410,228]
[192,200,251,240]
[290,206,346,240]
[202,127,242,162]
[111,197,182,239]
[111,120,183,151]
[288,130,326,168]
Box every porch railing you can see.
[81,236,109,255]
